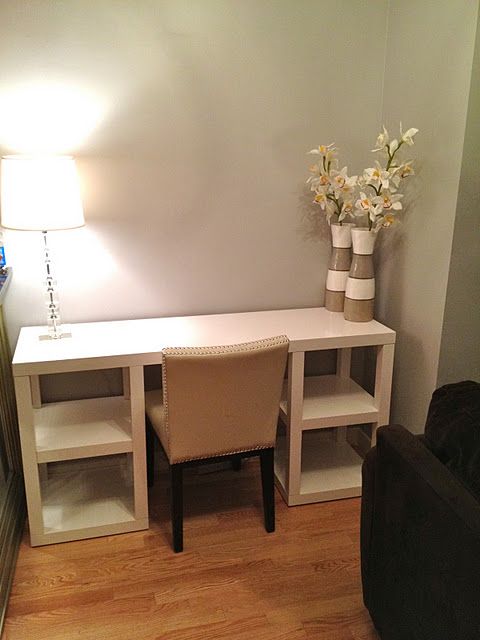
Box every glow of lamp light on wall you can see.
[54,225,117,291]
[0,82,107,153]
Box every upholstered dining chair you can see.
[145,335,289,552]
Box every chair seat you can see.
[145,389,167,449]
[145,389,165,428]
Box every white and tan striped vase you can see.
[344,228,376,322]
[325,223,353,312]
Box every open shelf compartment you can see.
[34,396,133,462]
[275,429,364,505]
[35,455,140,545]
[279,374,378,429]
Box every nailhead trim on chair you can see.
[161,335,289,456]
[172,443,274,464]
[162,334,289,357]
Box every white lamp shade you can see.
[1,156,85,231]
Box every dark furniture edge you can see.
[378,424,480,531]
[0,474,25,633]
[0,268,12,306]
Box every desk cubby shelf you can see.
[275,372,378,503]
[31,396,138,544]
[40,460,136,544]
[274,334,395,505]
[275,429,364,505]
[280,374,378,429]
[14,365,148,546]
[34,396,133,462]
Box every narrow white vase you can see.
[325,223,353,312]
[344,228,376,322]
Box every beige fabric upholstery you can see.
[145,335,289,464]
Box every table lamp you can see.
[0,155,85,340]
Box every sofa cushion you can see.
[424,380,480,500]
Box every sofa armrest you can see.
[361,424,480,640]
[378,424,480,530]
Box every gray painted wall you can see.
[438,9,480,386]
[375,0,478,431]
[0,0,387,341]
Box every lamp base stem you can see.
[38,331,72,341]
[42,230,70,340]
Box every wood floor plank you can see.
[3,459,378,640]
[349,617,381,640]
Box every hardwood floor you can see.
[3,458,379,640]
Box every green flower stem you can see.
[366,184,381,196]
[386,140,404,171]
[326,193,342,219]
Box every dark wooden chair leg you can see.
[231,455,242,471]
[170,464,184,552]
[260,448,275,533]
[146,418,155,488]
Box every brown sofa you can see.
[361,381,480,640]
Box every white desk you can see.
[12,307,395,545]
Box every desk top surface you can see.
[13,307,396,375]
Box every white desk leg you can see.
[30,375,42,408]
[372,343,395,446]
[285,351,304,503]
[122,368,130,399]
[14,376,45,544]
[335,348,352,443]
[129,366,148,525]
[336,348,352,378]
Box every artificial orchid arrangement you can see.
[307,124,418,231]
[306,144,357,225]
[355,124,418,231]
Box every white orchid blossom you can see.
[308,143,337,161]
[389,138,399,155]
[372,212,397,232]
[399,162,415,178]
[381,213,397,228]
[331,166,357,197]
[372,191,403,211]
[355,192,374,212]
[363,161,391,191]
[372,126,389,152]
[331,166,348,189]
[400,124,419,146]
[313,190,328,209]
[308,143,338,170]
[355,192,382,223]
[306,165,331,191]
[356,175,366,188]
[339,200,354,222]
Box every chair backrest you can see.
[161,335,289,463]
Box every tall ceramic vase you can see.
[325,223,353,312]
[344,228,376,322]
